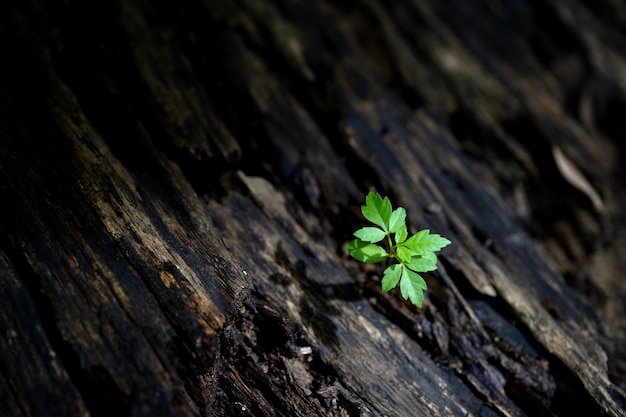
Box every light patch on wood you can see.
[284,357,314,396]
[357,315,386,345]
[237,171,310,244]
[159,270,176,289]
[552,144,604,212]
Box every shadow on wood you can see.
[1,0,625,416]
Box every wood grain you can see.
[1,0,625,416]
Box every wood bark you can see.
[1,0,625,416]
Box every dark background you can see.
[1,0,625,416]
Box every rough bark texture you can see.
[1,0,625,416]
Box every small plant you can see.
[348,192,451,308]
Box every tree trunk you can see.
[1,0,625,416]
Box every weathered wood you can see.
[1,0,625,416]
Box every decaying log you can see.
[1,0,625,416]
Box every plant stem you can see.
[387,232,397,259]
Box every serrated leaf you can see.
[405,255,437,272]
[399,267,427,307]
[396,246,413,264]
[348,239,388,263]
[388,207,406,233]
[401,229,451,255]
[362,192,392,231]
[394,224,408,244]
[353,227,386,243]
[381,264,402,292]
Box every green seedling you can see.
[348,192,451,307]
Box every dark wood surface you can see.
[1,0,625,416]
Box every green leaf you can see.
[394,224,408,245]
[362,192,392,231]
[353,227,386,243]
[348,192,452,309]
[396,246,414,264]
[348,239,388,263]
[381,264,402,292]
[399,267,427,307]
[401,229,451,255]
[388,207,406,233]
[420,252,437,263]
[405,255,437,272]
[421,251,437,263]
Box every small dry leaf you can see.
[551,144,604,212]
